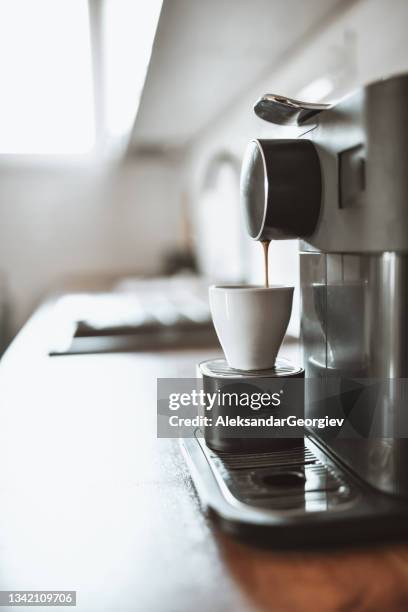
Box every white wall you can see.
[183,0,408,335]
[0,156,182,336]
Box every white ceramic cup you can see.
[209,285,294,371]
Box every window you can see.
[0,0,162,157]
[0,0,94,155]
[102,0,162,140]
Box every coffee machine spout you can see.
[240,138,322,240]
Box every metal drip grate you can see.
[211,444,315,470]
[198,437,354,512]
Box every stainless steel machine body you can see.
[298,75,408,496]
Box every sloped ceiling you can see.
[130,0,352,152]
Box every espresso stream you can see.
[261,240,270,288]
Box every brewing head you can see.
[240,139,322,240]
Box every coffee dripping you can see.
[261,240,270,287]
[182,74,408,546]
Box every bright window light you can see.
[102,0,162,140]
[0,0,94,155]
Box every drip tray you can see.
[207,442,352,512]
[181,431,408,547]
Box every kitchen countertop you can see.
[1,301,408,612]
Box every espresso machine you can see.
[181,74,408,546]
